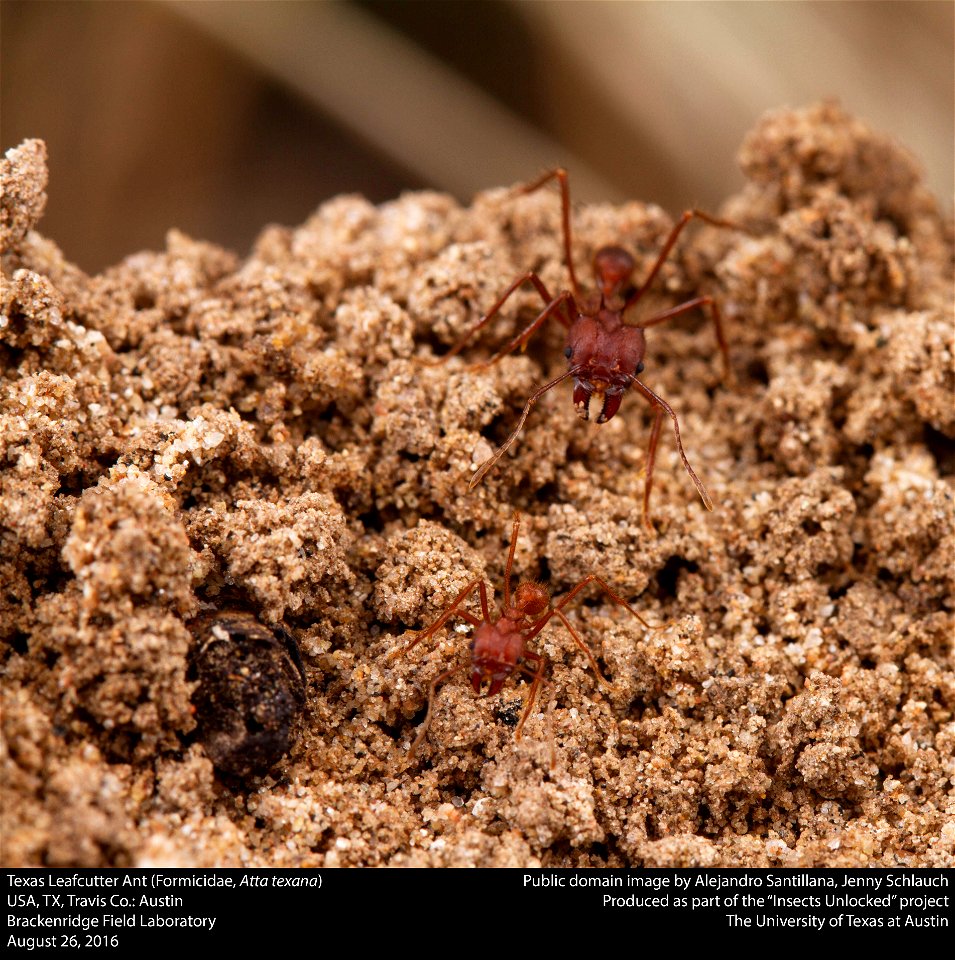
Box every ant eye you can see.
[635,362,645,375]
[468,640,475,652]
[564,346,573,359]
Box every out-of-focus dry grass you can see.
[2,1,951,273]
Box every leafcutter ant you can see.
[389,513,655,758]
[441,168,743,529]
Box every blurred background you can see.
[2,0,952,274]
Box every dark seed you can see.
[189,610,305,780]
[495,699,523,728]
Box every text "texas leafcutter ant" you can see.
[389,513,656,759]
[439,168,745,529]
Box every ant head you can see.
[567,323,645,423]
[514,581,549,617]
[593,246,635,298]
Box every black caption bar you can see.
[3,868,952,949]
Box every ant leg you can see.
[502,513,523,608]
[643,406,665,532]
[638,296,733,384]
[407,663,467,759]
[520,598,621,695]
[552,610,611,687]
[519,598,610,685]
[468,369,576,489]
[513,657,557,767]
[631,379,713,516]
[516,167,581,300]
[625,208,745,311]
[523,272,574,328]
[476,579,492,622]
[470,291,574,370]
[550,574,660,631]
[425,271,568,367]
[523,574,665,686]
[514,650,549,740]
[389,579,489,660]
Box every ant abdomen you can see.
[593,246,636,297]
[513,581,548,616]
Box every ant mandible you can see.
[441,168,742,530]
[389,513,655,758]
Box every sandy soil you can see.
[1,102,952,867]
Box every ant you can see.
[439,168,743,530]
[389,513,656,759]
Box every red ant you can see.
[440,168,742,530]
[389,513,655,758]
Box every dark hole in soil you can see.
[924,424,955,477]
[496,698,522,728]
[656,555,699,600]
